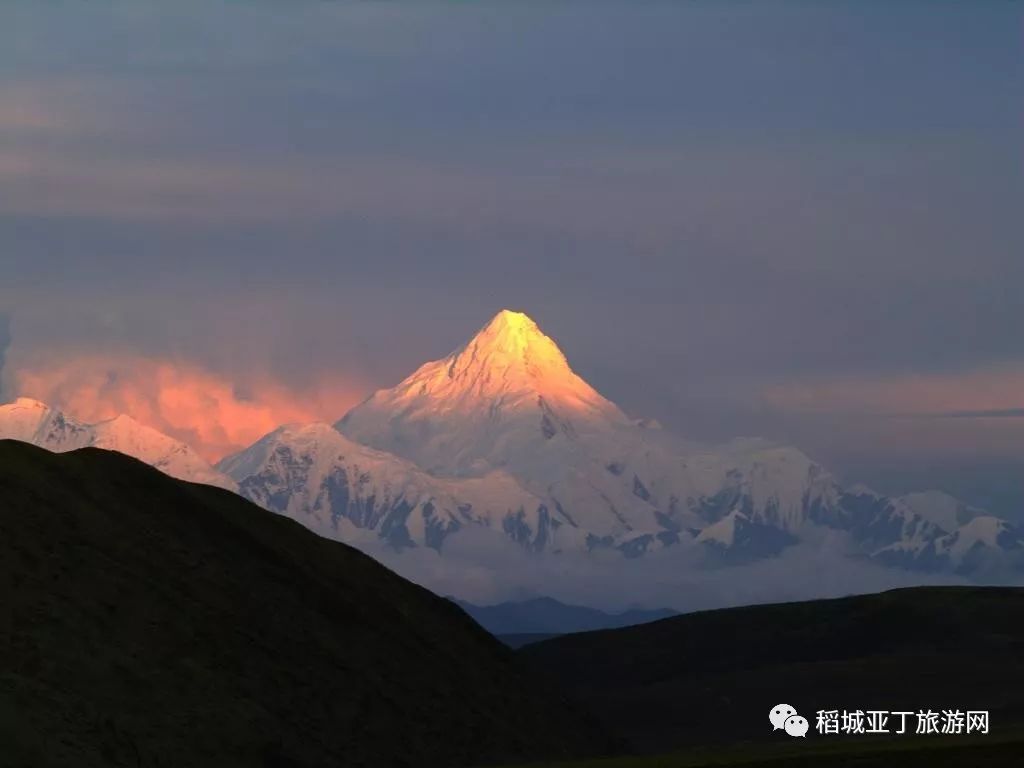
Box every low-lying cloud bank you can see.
[342,523,991,613]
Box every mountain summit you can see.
[338,309,627,476]
[440,310,610,409]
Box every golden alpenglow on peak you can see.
[335,309,630,475]
[452,309,572,383]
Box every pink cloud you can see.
[11,354,368,462]
[761,367,1024,462]
[762,367,1024,416]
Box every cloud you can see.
[930,409,1024,420]
[355,524,982,613]
[0,314,10,399]
[9,353,368,462]
[1,0,1021,513]
[763,367,1024,418]
[0,88,69,135]
[754,368,1024,469]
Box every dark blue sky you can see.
[1,1,1022,511]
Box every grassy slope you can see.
[518,586,1024,756]
[0,440,611,768]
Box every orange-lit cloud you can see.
[11,354,369,463]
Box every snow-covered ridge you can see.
[898,490,983,532]
[233,310,1022,575]
[217,422,574,551]
[4,311,1021,581]
[0,398,234,490]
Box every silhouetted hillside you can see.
[519,586,1024,753]
[0,440,612,768]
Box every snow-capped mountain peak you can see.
[0,397,93,449]
[349,309,623,423]
[0,398,234,490]
[337,309,628,476]
[325,309,1024,573]
[7,309,1022,594]
[10,396,48,409]
[446,309,578,392]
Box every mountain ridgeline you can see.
[455,597,676,636]
[216,311,1024,577]
[517,586,1024,755]
[0,440,611,768]
[2,310,1022,589]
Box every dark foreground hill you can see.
[0,440,612,768]
[518,586,1024,754]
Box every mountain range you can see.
[0,397,233,489]
[9,437,1022,768]
[454,596,677,636]
[2,309,1022,604]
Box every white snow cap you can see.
[336,309,631,475]
[408,308,624,418]
[0,398,234,490]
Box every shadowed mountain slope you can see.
[0,440,612,768]
[518,586,1024,754]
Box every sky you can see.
[1,1,1022,514]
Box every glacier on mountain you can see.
[3,311,1022,595]
[224,310,1022,577]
